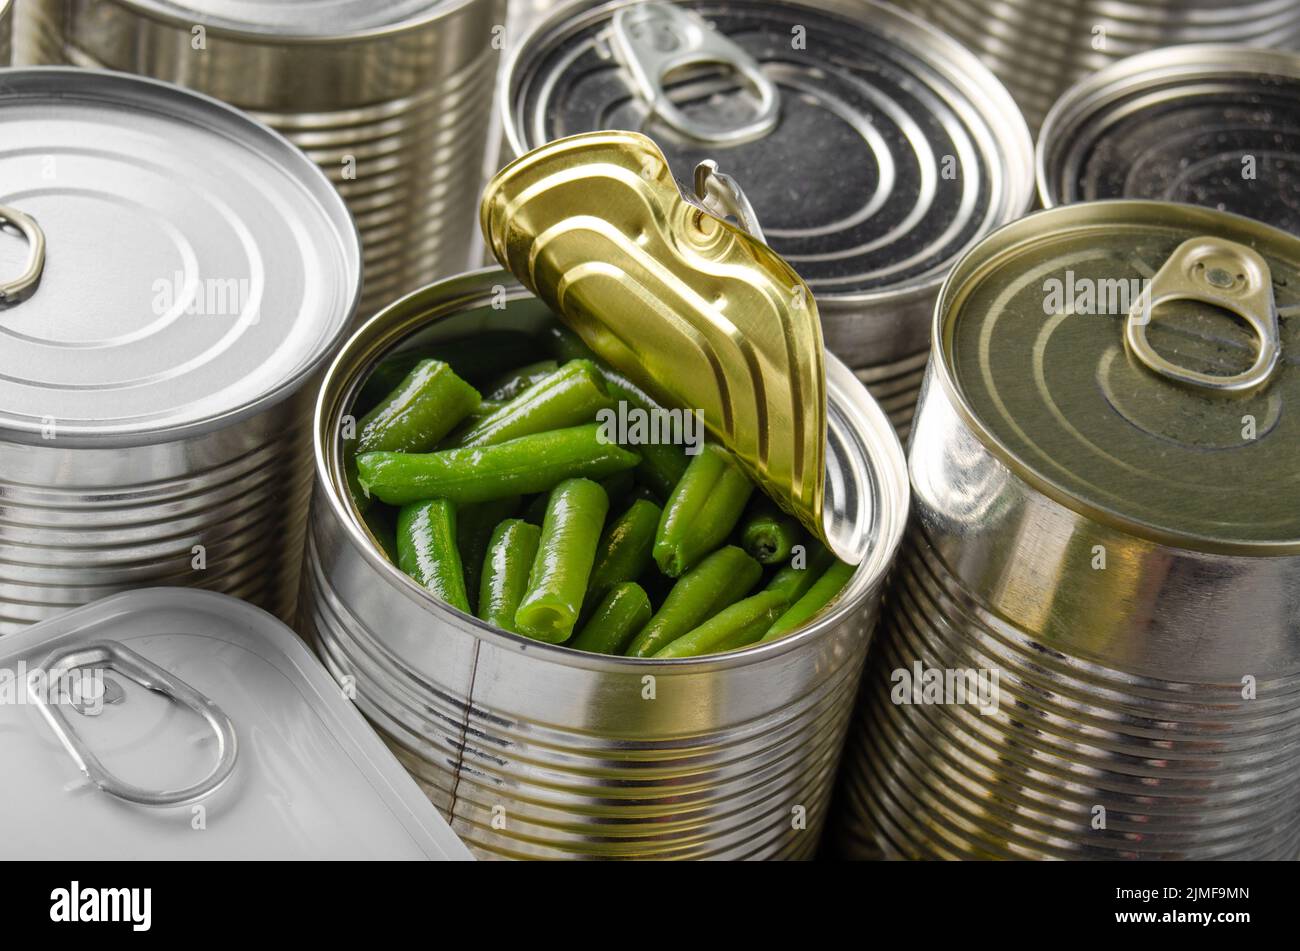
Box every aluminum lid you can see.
[503,0,1034,301]
[106,0,452,36]
[938,200,1300,554]
[0,588,472,859]
[0,69,361,446]
[1039,45,1300,238]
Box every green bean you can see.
[357,423,640,506]
[396,499,470,613]
[544,323,689,497]
[355,359,481,455]
[569,583,652,655]
[625,545,761,657]
[761,561,855,642]
[654,444,754,577]
[485,360,558,402]
[457,496,521,608]
[362,505,399,563]
[739,499,803,566]
[515,479,610,642]
[449,360,613,449]
[653,591,788,658]
[764,542,837,603]
[583,498,661,617]
[357,332,540,409]
[477,519,541,633]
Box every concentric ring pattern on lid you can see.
[504,0,1033,299]
[939,201,1300,552]
[0,69,360,445]
[110,0,448,35]
[1039,45,1300,237]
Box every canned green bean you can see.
[840,201,1300,859]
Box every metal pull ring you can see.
[611,2,780,146]
[693,159,766,242]
[28,641,238,807]
[0,203,46,305]
[1126,236,1281,393]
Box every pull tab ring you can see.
[1126,237,1282,393]
[29,641,238,806]
[0,204,46,306]
[693,159,766,242]
[611,2,780,146]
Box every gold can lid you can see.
[938,200,1300,554]
[481,131,833,553]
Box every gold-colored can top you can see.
[481,131,830,548]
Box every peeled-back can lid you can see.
[479,130,889,562]
[938,200,1300,555]
[0,68,361,446]
[0,588,471,859]
[1039,44,1300,239]
[503,0,1033,302]
[95,0,450,35]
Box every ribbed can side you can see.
[837,534,1300,860]
[0,388,315,635]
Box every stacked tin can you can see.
[0,69,360,633]
[500,0,1034,439]
[839,201,1300,859]
[899,0,1300,133]
[16,0,506,318]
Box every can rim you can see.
[0,67,362,449]
[499,0,1035,307]
[930,198,1300,557]
[314,267,909,671]
[1037,44,1300,209]
[99,0,482,45]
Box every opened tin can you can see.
[839,201,1300,859]
[0,69,360,634]
[301,132,908,859]
[0,588,470,859]
[1039,44,1300,240]
[17,0,505,318]
[500,0,1033,435]
[900,0,1300,134]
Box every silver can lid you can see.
[503,0,1033,301]
[0,588,471,859]
[104,0,450,36]
[1039,45,1300,237]
[0,69,360,446]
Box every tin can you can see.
[0,588,471,859]
[17,0,505,319]
[0,69,360,634]
[301,267,908,858]
[838,201,1300,860]
[901,0,1300,134]
[500,0,1034,435]
[1039,44,1300,241]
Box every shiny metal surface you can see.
[1038,44,1300,240]
[302,268,909,859]
[0,70,359,633]
[501,0,1033,400]
[902,0,1300,134]
[838,202,1300,859]
[18,0,505,318]
[0,588,471,859]
[482,131,839,558]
